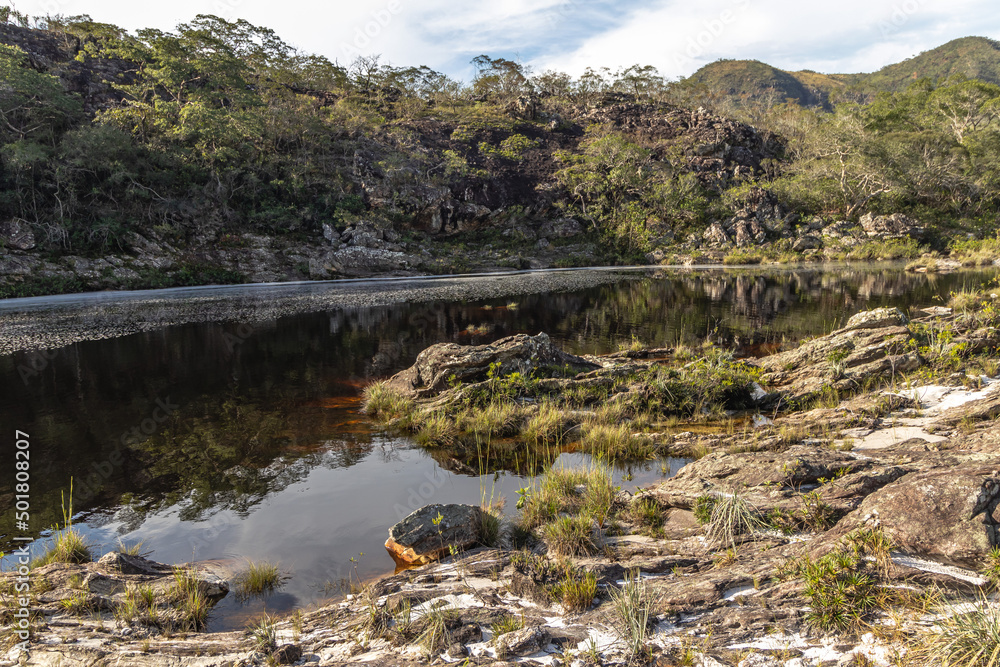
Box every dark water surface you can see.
[1,264,996,629]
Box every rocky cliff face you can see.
[0,25,795,295]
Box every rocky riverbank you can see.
[4,300,1000,666]
[3,209,998,302]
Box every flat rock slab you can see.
[821,463,1000,568]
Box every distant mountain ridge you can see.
[687,36,1000,106]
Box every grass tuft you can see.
[580,423,655,460]
[704,491,765,547]
[414,413,459,447]
[921,592,1000,667]
[552,568,598,613]
[521,402,568,444]
[247,613,278,654]
[544,515,599,557]
[361,381,416,422]
[234,560,283,601]
[608,570,652,658]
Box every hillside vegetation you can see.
[0,12,998,296]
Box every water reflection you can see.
[0,265,996,628]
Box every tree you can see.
[927,76,1000,144]
[470,55,530,102]
[0,44,80,142]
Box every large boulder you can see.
[702,222,733,247]
[385,333,599,399]
[844,307,908,331]
[385,503,483,565]
[859,213,925,239]
[826,464,1000,568]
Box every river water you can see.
[0,264,995,629]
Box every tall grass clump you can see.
[551,568,598,613]
[628,496,665,537]
[234,560,283,601]
[414,607,452,656]
[521,402,568,444]
[922,592,1000,667]
[460,401,522,439]
[580,422,655,460]
[34,480,92,567]
[478,504,503,547]
[518,465,615,530]
[361,381,416,421]
[168,567,210,630]
[544,515,598,557]
[414,413,459,447]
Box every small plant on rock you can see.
[247,613,278,654]
[608,570,652,659]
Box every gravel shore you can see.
[0,268,648,355]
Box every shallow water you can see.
[1,263,996,629]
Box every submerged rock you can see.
[385,332,599,399]
[385,503,484,565]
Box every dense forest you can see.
[1,11,999,295]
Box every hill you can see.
[688,36,1000,105]
[856,36,1000,91]
[685,59,844,107]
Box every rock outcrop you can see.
[859,212,925,239]
[385,332,599,399]
[759,307,921,402]
[824,464,1000,567]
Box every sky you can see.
[9,0,1000,81]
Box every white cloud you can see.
[536,0,1000,78]
[13,0,1000,79]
